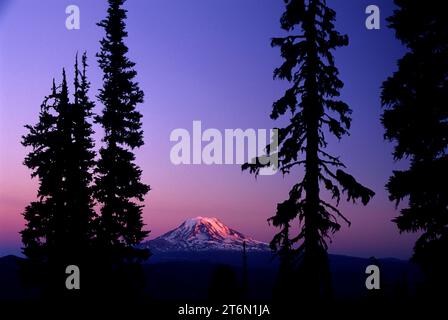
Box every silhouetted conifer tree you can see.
[70,53,97,296]
[95,0,150,294]
[72,54,96,246]
[271,223,293,306]
[381,0,448,302]
[21,55,96,297]
[243,0,374,302]
[21,80,60,291]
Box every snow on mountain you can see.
[140,217,270,252]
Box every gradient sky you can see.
[0,0,418,258]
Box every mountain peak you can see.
[184,216,223,226]
[141,217,269,252]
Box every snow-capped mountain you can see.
[140,217,270,252]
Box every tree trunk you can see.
[302,0,327,300]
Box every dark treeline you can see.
[21,0,149,301]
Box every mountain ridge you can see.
[140,217,270,252]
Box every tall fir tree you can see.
[21,57,96,297]
[95,0,150,267]
[243,0,374,302]
[71,52,96,255]
[21,71,71,296]
[68,54,97,295]
[381,0,448,300]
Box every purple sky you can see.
[0,0,418,259]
